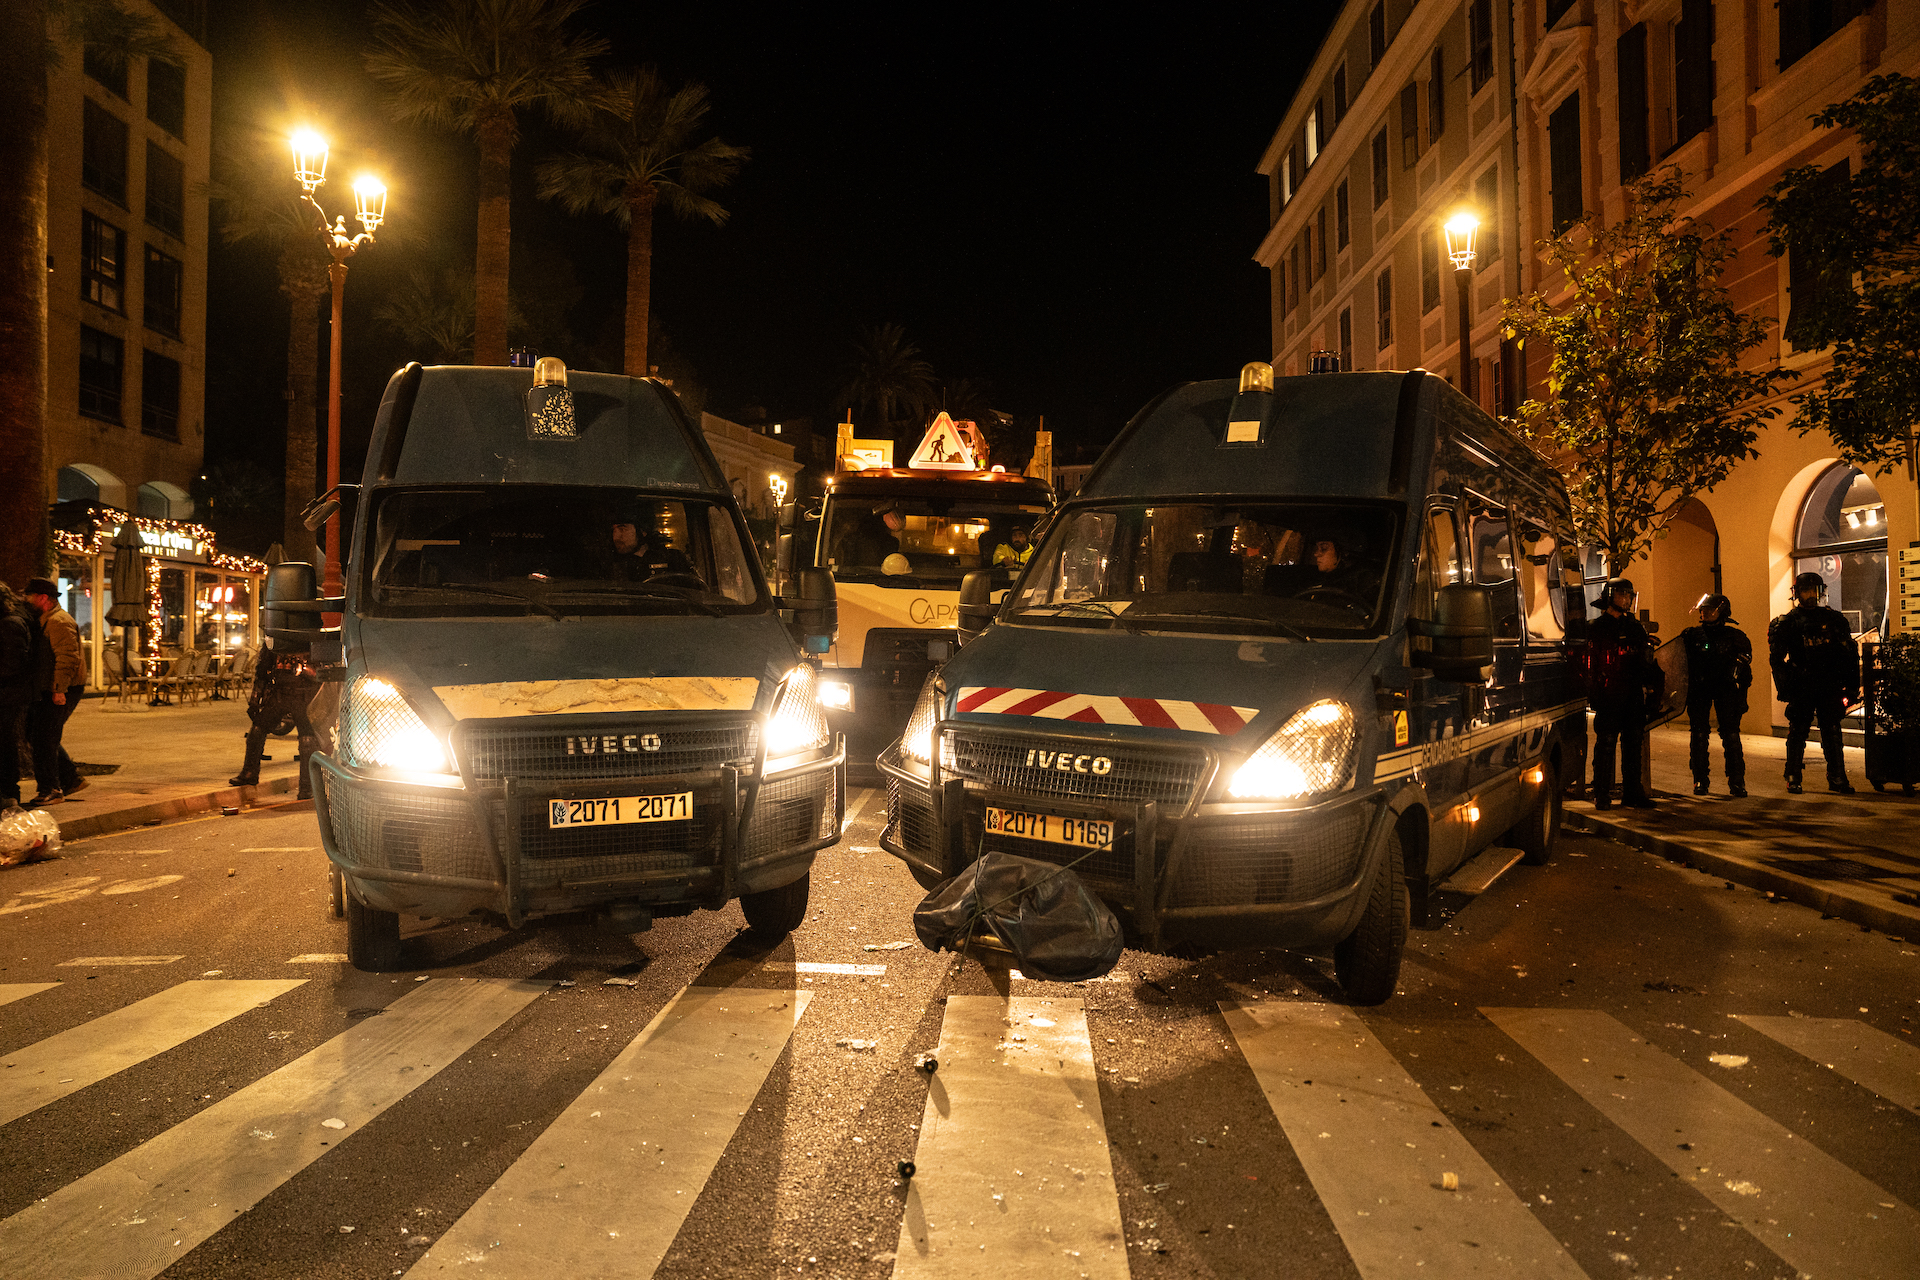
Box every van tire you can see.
[346,892,402,972]
[1513,765,1562,866]
[1334,827,1408,1006]
[741,870,810,938]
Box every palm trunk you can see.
[473,113,513,367]
[623,183,656,376]
[281,252,327,561]
[0,0,51,584]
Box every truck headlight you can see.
[765,664,831,762]
[1227,700,1356,801]
[901,674,941,766]
[341,676,453,777]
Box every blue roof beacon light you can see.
[1309,350,1342,373]
[1222,360,1276,449]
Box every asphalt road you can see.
[1,790,1916,1280]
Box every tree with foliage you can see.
[1501,168,1796,572]
[374,265,481,366]
[839,323,936,444]
[1759,73,1920,475]
[0,0,169,585]
[535,67,748,377]
[365,0,609,367]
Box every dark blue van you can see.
[282,360,844,971]
[877,364,1585,1003]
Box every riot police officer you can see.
[1584,578,1661,810]
[1767,571,1859,794]
[229,640,320,800]
[1679,593,1752,797]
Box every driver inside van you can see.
[1301,528,1378,600]
[611,502,694,580]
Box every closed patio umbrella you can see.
[105,519,145,671]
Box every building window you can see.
[79,324,124,422]
[1282,145,1297,204]
[141,349,181,440]
[1778,0,1868,71]
[1786,161,1850,352]
[1548,93,1583,232]
[1422,225,1442,313]
[1371,129,1390,208]
[81,212,125,313]
[1428,47,1445,144]
[1306,105,1321,167]
[1469,0,1495,91]
[1336,179,1351,250]
[1617,23,1651,181]
[1400,82,1421,168]
[1289,245,1301,312]
[1278,258,1290,320]
[1302,225,1316,294]
[1333,63,1349,124]
[1474,166,1499,262]
[1793,463,1887,635]
[147,58,187,140]
[1369,2,1388,70]
[146,142,185,240]
[1339,307,1353,372]
[1376,268,1394,347]
[145,244,183,337]
[1674,0,1715,146]
[82,98,128,206]
[83,46,128,98]
[1545,0,1577,26]
[1310,209,1324,280]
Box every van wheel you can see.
[346,892,402,972]
[1334,827,1408,1006]
[740,871,810,938]
[1513,765,1562,866]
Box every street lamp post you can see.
[292,130,386,600]
[1443,212,1479,403]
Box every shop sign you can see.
[139,528,208,562]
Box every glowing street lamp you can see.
[291,130,389,601]
[1443,211,1480,401]
[768,472,789,507]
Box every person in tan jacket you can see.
[23,577,86,806]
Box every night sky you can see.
[205,1,1335,532]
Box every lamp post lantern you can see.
[292,130,387,601]
[1443,211,1479,403]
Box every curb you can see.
[1563,809,1920,941]
[56,775,301,842]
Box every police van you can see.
[877,363,1585,1003]
[271,359,844,971]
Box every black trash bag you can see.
[913,853,1124,983]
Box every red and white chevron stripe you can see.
[953,686,1260,735]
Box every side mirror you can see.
[957,571,995,646]
[300,483,360,533]
[1416,583,1495,681]
[781,566,836,655]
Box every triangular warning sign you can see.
[909,412,979,470]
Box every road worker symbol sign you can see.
[909,412,979,471]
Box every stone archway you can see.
[1640,497,1720,641]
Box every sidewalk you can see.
[1566,723,1920,940]
[23,692,302,841]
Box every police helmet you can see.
[1606,577,1636,598]
[1695,592,1732,620]
[1793,571,1826,593]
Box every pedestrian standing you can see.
[1584,578,1660,810]
[1767,571,1859,794]
[1679,593,1752,797]
[23,577,86,807]
[229,640,319,800]
[0,584,36,811]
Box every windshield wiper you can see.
[1130,608,1315,642]
[1013,600,1145,634]
[381,582,563,619]
[559,583,725,617]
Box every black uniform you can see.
[1680,619,1752,790]
[613,538,695,581]
[1584,611,1660,806]
[231,648,320,798]
[1767,602,1859,787]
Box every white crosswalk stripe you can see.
[0,982,59,1009]
[0,979,306,1127]
[0,977,546,1280]
[1225,1000,1586,1279]
[414,986,811,1277]
[1736,1013,1920,1117]
[1485,1007,1920,1280]
[894,996,1127,1279]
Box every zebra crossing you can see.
[0,976,1915,1279]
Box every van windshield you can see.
[364,486,765,618]
[821,494,1047,590]
[1008,502,1399,638]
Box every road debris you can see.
[322,1118,346,1130]
[1708,1054,1749,1068]
[836,1038,878,1051]
[862,941,913,951]
[603,977,639,987]
[1441,1172,1459,1190]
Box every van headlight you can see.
[765,664,831,764]
[341,676,454,778]
[900,674,941,766]
[1227,700,1356,801]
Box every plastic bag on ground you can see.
[913,853,1124,982]
[0,807,61,866]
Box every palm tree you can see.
[0,1,168,585]
[535,67,748,376]
[364,0,609,367]
[210,137,334,560]
[839,323,936,441]
[375,266,480,366]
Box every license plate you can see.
[548,793,693,828]
[984,806,1114,850]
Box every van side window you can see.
[1465,495,1522,639]
[1514,516,1566,641]
[1411,505,1461,624]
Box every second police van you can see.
[878,362,1586,1003]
